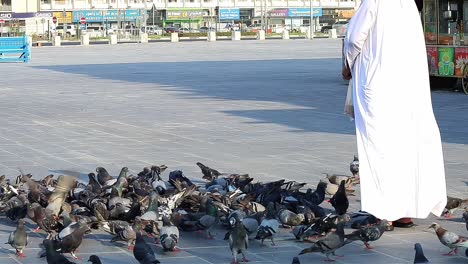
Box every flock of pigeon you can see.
[0,157,467,264]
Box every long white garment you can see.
[344,0,447,221]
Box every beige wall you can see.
[12,0,40,13]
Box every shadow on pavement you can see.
[33,59,468,144]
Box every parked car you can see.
[198,26,215,32]
[141,26,163,35]
[246,24,261,32]
[178,27,199,33]
[164,27,179,33]
[332,20,349,36]
[55,25,77,37]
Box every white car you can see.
[332,20,349,36]
[55,25,77,37]
[141,26,163,35]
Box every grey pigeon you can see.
[160,216,180,252]
[292,256,301,264]
[462,207,468,231]
[47,222,89,260]
[141,191,159,222]
[6,218,28,258]
[42,239,76,264]
[299,221,347,261]
[96,167,114,186]
[134,232,161,264]
[350,155,359,177]
[344,219,388,249]
[414,243,429,263]
[429,222,468,256]
[110,223,136,251]
[255,203,280,246]
[88,255,102,264]
[229,214,249,264]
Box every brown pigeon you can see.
[429,222,468,256]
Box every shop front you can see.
[0,12,52,37]
[72,9,144,30]
[265,8,323,32]
[164,9,207,28]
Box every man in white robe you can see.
[342,0,447,222]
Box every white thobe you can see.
[344,0,447,221]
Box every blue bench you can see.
[0,36,31,63]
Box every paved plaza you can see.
[0,40,467,263]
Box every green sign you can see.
[438,47,455,76]
[166,9,204,20]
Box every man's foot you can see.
[392,218,414,228]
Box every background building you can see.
[0,0,360,36]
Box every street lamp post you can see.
[152,4,155,28]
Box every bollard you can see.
[231,31,241,41]
[328,28,337,39]
[256,30,265,40]
[140,33,148,43]
[109,34,117,45]
[171,32,179,42]
[207,31,216,42]
[282,30,290,40]
[53,35,61,46]
[80,33,90,46]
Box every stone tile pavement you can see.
[0,39,466,263]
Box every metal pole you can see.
[152,4,155,28]
[309,0,313,39]
[63,8,66,39]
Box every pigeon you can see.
[463,207,468,231]
[229,213,249,264]
[255,203,280,246]
[42,239,77,264]
[344,219,388,249]
[325,173,353,186]
[110,222,137,251]
[88,255,102,264]
[179,199,218,239]
[160,216,180,252]
[414,243,429,263]
[429,222,468,256]
[6,218,28,258]
[225,210,260,238]
[45,222,89,260]
[305,181,327,205]
[299,221,347,261]
[197,162,223,181]
[329,180,349,215]
[141,191,159,222]
[96,167,115,186]
[292,256,301,264]
[134,232,161,264]
[350,211,378,229]
[350,155,359,177]
[278,208,305,227]
[443,196,468,218]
